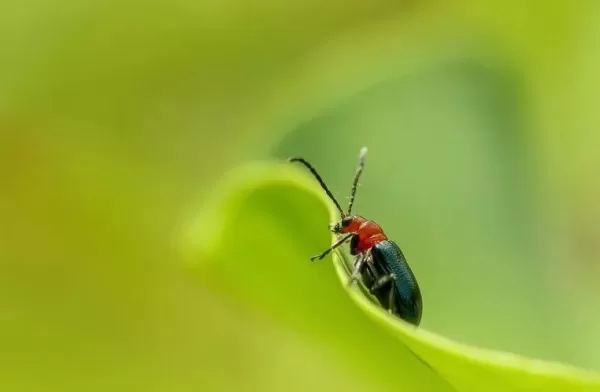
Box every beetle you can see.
[289,147,422,326]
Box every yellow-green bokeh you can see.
[2,1,600,390]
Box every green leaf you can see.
[183,162,600,392]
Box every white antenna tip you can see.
[359,146,368,159]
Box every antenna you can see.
[288,157,345,217]
[347,147,367,215]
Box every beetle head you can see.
[330,216,354,234]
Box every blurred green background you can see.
[2,0,600,391]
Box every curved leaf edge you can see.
[182,160,600,387]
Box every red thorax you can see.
[339,215,387,253]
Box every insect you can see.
[289,147,423,326]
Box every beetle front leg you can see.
[310,233,354,261]
[347,253,366,286]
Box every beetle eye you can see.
[330,217,353,233]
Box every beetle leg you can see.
[387,282,397,314]
[362,250,379,277]
[310,233,353,261]
[347,253,366,286]
[369,273,396,293]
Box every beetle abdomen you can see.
[372,240,422,325]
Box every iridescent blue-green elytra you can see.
[370,240,422,325]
